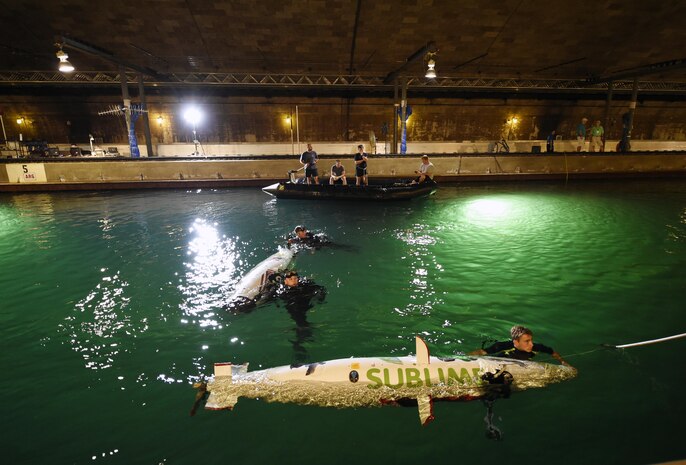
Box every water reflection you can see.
[666,207,686,247]
[60,269,147,370]
[178,218,244,328]
[395,224,443,316]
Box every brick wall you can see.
[2,93,686,146]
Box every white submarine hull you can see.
[205,336,576,425]
[226,247,295,308]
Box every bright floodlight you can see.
[425,58,436,79]
[184,107,202,126]
[56,50,74,73]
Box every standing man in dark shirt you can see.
[469,325,574,368]
[300,143,319,185]
[354,144,368,186]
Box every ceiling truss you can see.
[1,71,685,94]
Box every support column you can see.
[392,79,399,154]
[620,78,639,152]
[602,80,613,152]
[400,77,408,154]
[119,66,135,157]
[138,73,154,157]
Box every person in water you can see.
[287,225,329,248]
[265,269,327,361]
[469,325,574,368]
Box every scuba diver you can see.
[225,268,326,361]
[265,269,327,361]
[287,225,330,250]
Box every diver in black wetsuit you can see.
[265,269,327,361]
[469,325,574,368]
[287,225,330,249]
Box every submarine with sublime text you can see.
[202,336,576,425]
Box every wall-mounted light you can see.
[56,47,75,73]
[16,117,25,125]
[425,52,437,79]
[156,115,164,126]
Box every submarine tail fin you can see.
[417,394,435,426]
[205,362,248,411]
[414,337,434,425]
[415,336,430,365]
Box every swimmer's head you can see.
[283,270,299,287]
[511,325,534,352]
[294,225,308,238]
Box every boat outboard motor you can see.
[288,170,296,183]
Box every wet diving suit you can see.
[269,276,327,361]
[288,232,330,249]
[483,340,554,361]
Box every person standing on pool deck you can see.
[469,325,575,369]
[354,144,368,186]
[300,143,319,185]
[576,118,588,152]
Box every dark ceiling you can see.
[2,0,686,84]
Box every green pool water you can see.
[1,180,685,465]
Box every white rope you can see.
[614,332,686,349]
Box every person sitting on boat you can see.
[300,143,319,185]
[287,225,330,249]
[329,159,347,185]
[354,144,369,186]
[411,155,435,184]
[469,325,574,368]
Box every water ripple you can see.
[59,269,147,370]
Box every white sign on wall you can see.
[6,163,48,183]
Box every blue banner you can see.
[397,105,412,154]
[128,106,141,158]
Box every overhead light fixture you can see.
[183,107,202,126]
[56,48,74,73]
[16,117,25,125]
[425,53,437,79]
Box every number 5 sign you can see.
[6,163,48,183]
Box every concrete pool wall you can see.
[2,152,685,192]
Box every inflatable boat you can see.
[262,178,437,201]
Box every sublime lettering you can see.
[366,366,482,389]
